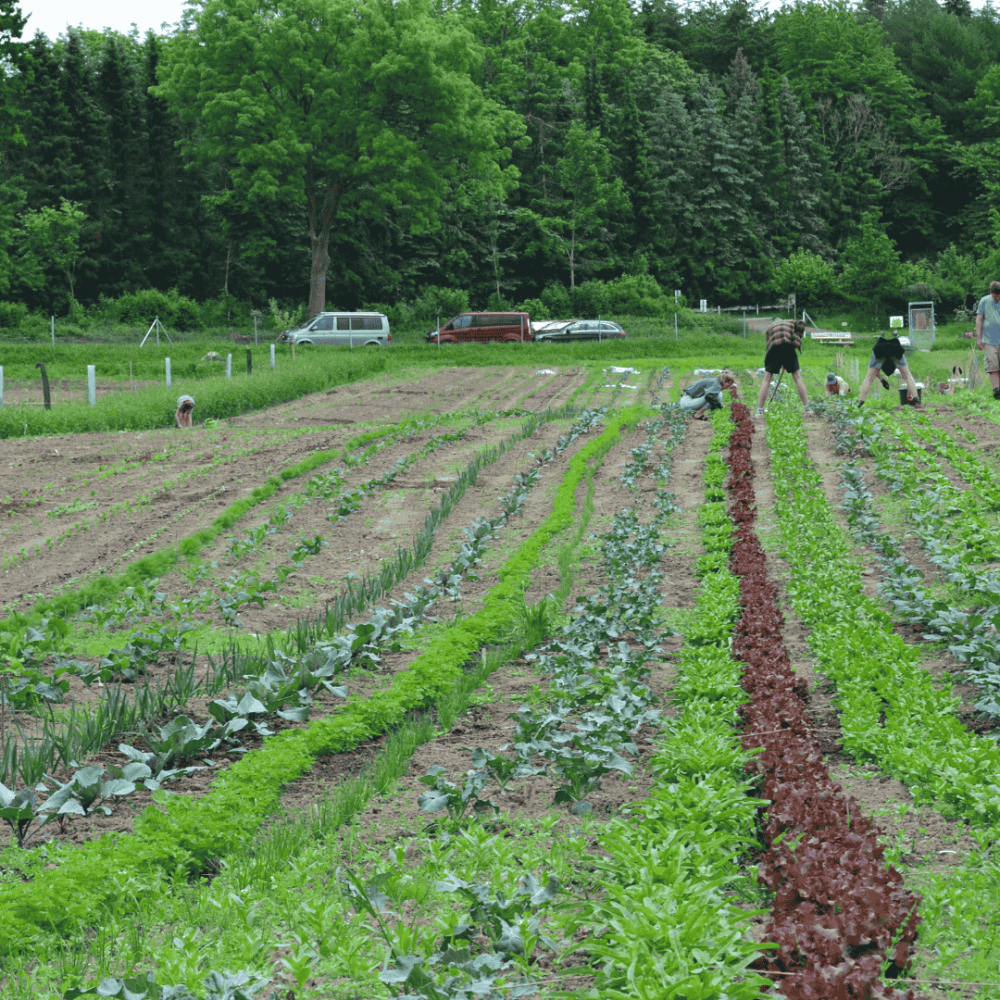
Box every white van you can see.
[282,311,391,347]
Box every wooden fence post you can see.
[36,362,51,410]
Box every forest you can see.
[0,0,998,328]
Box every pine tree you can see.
[641,83,699,289]
[93,36,148,295]
[721,50,772,285]
[59,30,105,208]
[16,35,73,210]
[0,0,27,296]
[144,33,210,297]
[687,76,757,298]
[606,70,656,266]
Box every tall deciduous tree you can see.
[839,209,903,313]
[156,0,525,318]
[526,119,629,288]
[17,198,86,314]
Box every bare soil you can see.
[4,369,998,999]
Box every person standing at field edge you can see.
[976,280,1000,400]
[755,319,809,417]
[175,395,195,427]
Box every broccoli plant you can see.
[127,715,244,771]
[0,782,48,848]
[434,872,559,958]
[417,766,498,829]
[39,763,144,829]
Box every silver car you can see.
[282,311,391,346]
[530,319,627,342]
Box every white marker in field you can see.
[270,344,276,369]
[226,354,232,378]
[87,365,96,406]
[165,357,172,388]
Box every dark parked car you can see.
[426,312,531,344]
[530,319,627,342]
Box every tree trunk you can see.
[307,167,340,320]
[568,216,577,289]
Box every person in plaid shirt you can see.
[755,319,809,417]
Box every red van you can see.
[426,312,531,345]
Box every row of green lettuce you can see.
[767,405,1000,829]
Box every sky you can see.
[23,0,188,41]
[20,0,994,43]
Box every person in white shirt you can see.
[976,281,1000,401]
[825,373,850,395]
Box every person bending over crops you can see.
[756,320,809,417]
[175,395,195,427]
[680,372,735,420]
[856,336,919,406]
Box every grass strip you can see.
[767,405,1000,828]
[0,353,390,439]
[0,407,638,955]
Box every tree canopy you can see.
[155,0,526,316]
[3,0,1000,317]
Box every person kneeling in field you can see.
[175,395,195,427]
[857,336,920,406]
[680,372,735,420]
[825,372,850,395]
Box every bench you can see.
[810,330,854,346]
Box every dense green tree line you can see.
[2,0,1000,321]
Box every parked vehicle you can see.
[280,311,391,346]
[530,319,627,342]
[426,312,531,345]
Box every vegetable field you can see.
[0,358,998,1000]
